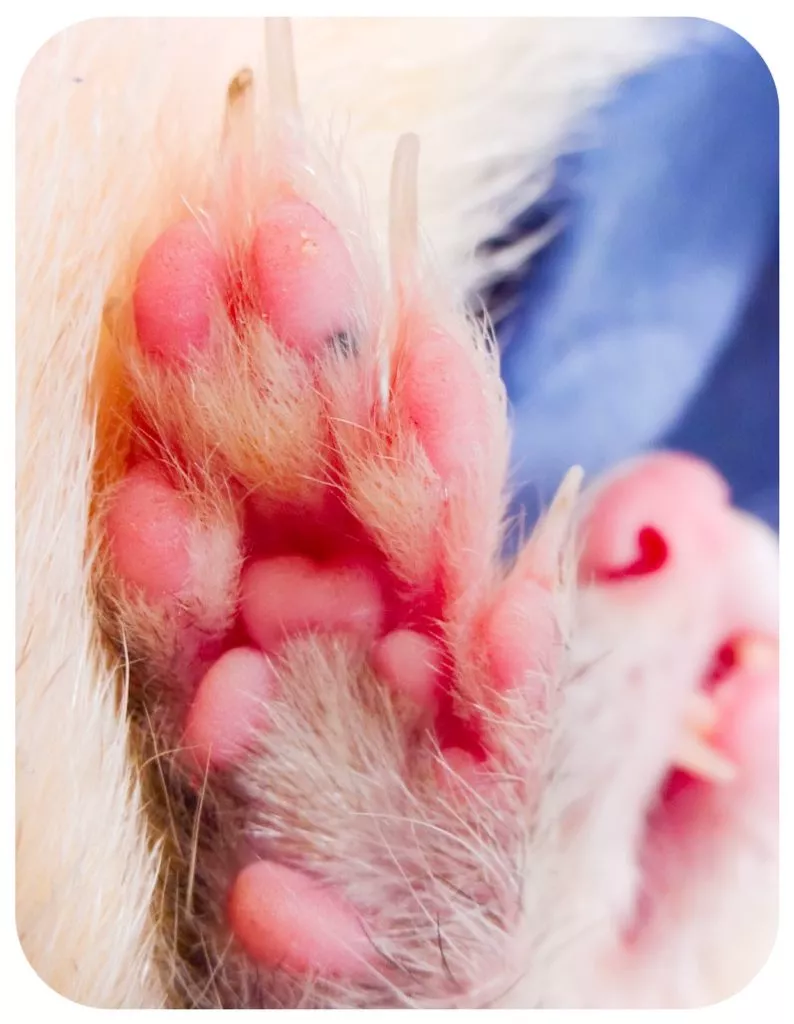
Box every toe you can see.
[228,861,371,977]
[133,219,226,365]
[251,200,357,356]
[184,647,274,770]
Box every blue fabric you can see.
[497,22,779,534]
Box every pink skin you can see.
[397,326,488,481]
[251,199,357,356]
[482,576,558,696]
[240,554,384,654]
[370,629,442,710]
[105,462,192,598]
[228,861,372,977]
[184,648,274,770]
[133,219,226,365]
[133,202,357,365]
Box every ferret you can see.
[15,17,778,1009]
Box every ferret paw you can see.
[92,24,777,1010]
[93,25,576,1009]
[542,452,779,1007]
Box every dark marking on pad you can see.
[330,331,357,357]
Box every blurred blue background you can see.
[494,21,779,536]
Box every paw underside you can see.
[93,32,778,1010]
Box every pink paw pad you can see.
[397,326,488,480]
[240,555,384,653]
[481,576,558,695]
[251,199,357,356]
[184,648,274,769]
[370,629,442,710]
[133,219,226,365]
[228,861,371,977]
[105,462,193,599]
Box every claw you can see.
[265,17,300,120]
[673,731,736,784]
[520,465,584,585]
[377,133,422,413]
[683,691,719,735]
[389,132,420,291]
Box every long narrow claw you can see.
[377,133,422,412]
[673,731,736,784]
[389,132,421,291]
[521,465,585,585]
[265,17,300,120]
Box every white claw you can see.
[683,691,719,735]
[377,133,421,415]
[521,465,584,583]
[673,731,736,784]
[544,464,585,535]
[265,17,300,119]
[389,132,420,290]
